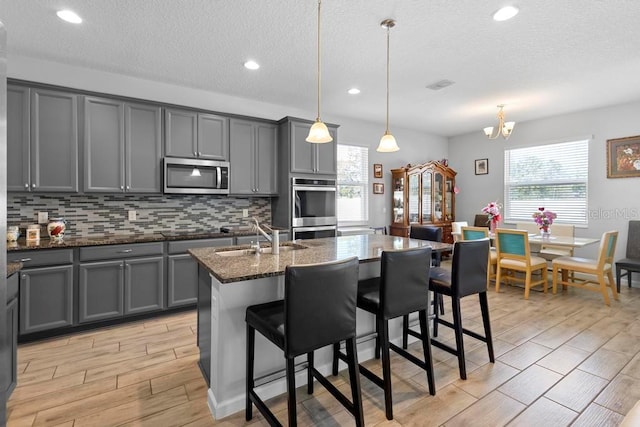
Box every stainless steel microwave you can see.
[163,158,229,194]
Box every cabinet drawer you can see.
[167,238,234,254]
[8,249,74,267]
[80,242,164,261]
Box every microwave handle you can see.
[216,167,222,189]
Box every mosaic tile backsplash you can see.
[8,194,271,237]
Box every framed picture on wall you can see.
[373,183,384,194]
[607,135,640,178]
[475,158,489,175]
[373,164,383,178]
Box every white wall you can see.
[448,100,640,260]
[8,55,449,230]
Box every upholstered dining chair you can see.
[539,224,576,261]
[616,220,640,292]
[460,226,497,283]
[494,228,549,299]
[474,214,490,228]
[451,221,468,242]
[552,230,619,306]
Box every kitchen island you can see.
[189,234,452,420]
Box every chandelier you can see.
[483,105,515,140]
[306,0,332,143]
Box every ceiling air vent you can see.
[426,79,455,90]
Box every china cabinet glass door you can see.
[434,172,443,222]
[421,171,432,222]
[393,176,405,223]
[408,173,419,223]
[445,177,454,221]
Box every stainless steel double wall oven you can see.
[291,177,337,239]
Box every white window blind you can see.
[504,139,589,225]
[337,144,369,224]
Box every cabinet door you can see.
[5,298,18,397]
[290,121,315,173]
[126,103,162,193]
[7,85,30,192]
[20,265,74,334]
[434,172,444,222]
[31,89,79,192]
[84,97,125,192]
[421,171,432,223]
[167,254,198,307]
[315,127,337,175]
[165,108,198,158]
[198,113,229,161]
[408,173,420,224]
[79,260,124,323]
[255,123,278,194]
[124,256,164,315]
[229,119,255,195]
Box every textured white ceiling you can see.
[2,0,640,137]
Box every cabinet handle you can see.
[120,186,124,190]
[22,275,26,280]
[32,183,36,188]
[126,186,130,190]
[118,249,133,253]
[20,258,32,262]
[198,152,202,156]
[193,151,197,156]
[24,183,29,188]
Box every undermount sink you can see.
[216,243,307,257]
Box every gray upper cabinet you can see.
[289,119,337,175]
[84,97,161,193]
[165,108,229,161]
[230,119,278,195]
[7,86,79,192]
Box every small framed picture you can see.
[373,164,383,178]
[475,158,489,175]
[373,183,384,194]
[607,135,640,178]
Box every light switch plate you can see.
[38,211,48,224]
[242,209,249,218]
[128,210,136,221]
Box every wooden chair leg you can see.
[418,310,435,395]
[541,266,548,294]
[451,296,466,380]
[286,357,297,426]
[345,338,365,427]
[607,270,619,301]
[307,351,314,394]
[552,265,559,294]
[246,325,255,421]
[379,317,393,420]
[524,270,532,300]
[479,292,495,363]
[495,265,502,293]
[598,272,611,306]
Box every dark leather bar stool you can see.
[402,224,444,349]
[245,257,364,427]
[333,247,435,421]
[430,239,495,380]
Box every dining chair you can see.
[552,230,619,306]
[616,220,640,292]
[539,224,575,260]
[515,222,541,254]
[460,226,497,283]
[451,221,468,242]
[474,214,490,228]
[494,228,549,299]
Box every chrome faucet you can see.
[249,217,280,254]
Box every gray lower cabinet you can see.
[166,238,233,307]
[286,118,337,175]
[78,260,124,323]
[165,108,229,161]
[229,119,278,195]
[84,96,162,193]
[125,257,164,315]
[7,86,79,192]
[5,273,19,397]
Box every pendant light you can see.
[306,0,333,143]
[377,19,399,152]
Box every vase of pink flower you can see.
[482,201,502,234]
[532,207,557,237]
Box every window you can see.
[337,144,369,224]
[504,139,589,225]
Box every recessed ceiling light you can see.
[347,88,361,95]
[493,6,519,21]
[244,60,260,70]
[56,9,82,24]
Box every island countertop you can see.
[189,234,452,284]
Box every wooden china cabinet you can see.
[390,161,457,243]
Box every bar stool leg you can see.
[418,310,435,395]
[451,297,466,380]
[332,343,340,376]
[307,351,314,394]
[432,291,440,337]
[379,317,393,420]
[286,357,297,427]
[402,315,409,349]
[346,337,365,427]
[246,324,255,421]
[375,321,381,360]
[479,292,495,363]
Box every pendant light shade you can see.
[377,19,399,153]
[306,0,333,144]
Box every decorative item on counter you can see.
[47,218,67,241]
[481,201,502,234]
[6,226,20,242]
[532,207,556,237]
[26,224,40,242]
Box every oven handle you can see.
[292,186,336,192]
[293,225,337,232]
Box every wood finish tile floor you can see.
[8,277,640,426]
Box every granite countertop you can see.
[5,229,264,252]
[189,234,453,284]
[7,261,22,277]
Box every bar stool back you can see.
[245,257,364,426]
[334,246,435,420]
